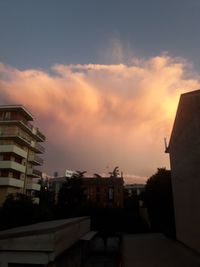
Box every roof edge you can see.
[0,105,33,120]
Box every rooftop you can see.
[0,105,33,121]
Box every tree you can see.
[36,177,55,221]
[93,173,102,178]
[109,166,120,178]
[57,171,85,216]
[0,193,38,230]
[144,168,176,237]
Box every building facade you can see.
[82,177,124,208]
[49,176,124,208]
[166,90,200,253]
[0,105,45,205]
[124,184,145,197]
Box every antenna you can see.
[164,137,168,151]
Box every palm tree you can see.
[109,166,120,178]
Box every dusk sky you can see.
[1,0,200,182]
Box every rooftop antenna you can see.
[164,137,168,151]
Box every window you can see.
[5,112,11,120]
[0,170,9,177]
[96,195,100,202]
[108,187,114,201]
[3,154,10,160]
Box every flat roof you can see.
[0,217,89,240]
[0,105,33,121]
[181,89,200,97]
[166,89,200,152]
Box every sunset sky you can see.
[1,0,200,182]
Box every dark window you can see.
[108,187,114,201]
[0,170,9,177]
[3,154,10,160]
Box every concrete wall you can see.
[0,217,90,266]
[168,90,200,253]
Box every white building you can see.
[0,105,45,205]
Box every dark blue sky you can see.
[1,0,200,70]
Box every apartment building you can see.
[0,105,45,205]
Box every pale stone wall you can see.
[0,217,91,266]
[168,90,200,253]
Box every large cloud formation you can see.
[0,55,199,182]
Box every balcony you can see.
[0,177,24,188]
[30,141,45,153]
[27,168,42,178]
[0,145,27,158]
[36,128,45,141]
[28,154,44,165]
[0,130,31,146]
[0,161,26,173]
[0,131,45,154]
[26,182,41,191]
[0,118,45,142]
[33,169,42,177]
[24,123,45,142]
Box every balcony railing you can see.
[0,117,32,128]
[26,182,41,191]
[0,132,44,153]
[36,129,45,141]
[27,168,42,177]
[0,145,27,159]
[33,169,42,177]
[0,118,45,141]
[0,177,24,188]
[35,155,43,165]
[29,154,44,165]
[34,143,45,153]
[0,161,26,173]
[0,131,31,145]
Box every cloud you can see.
[0,55,199,181]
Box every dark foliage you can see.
[36,177,55,221]
[109,166,120,178]
[123,189,140,216]
[90,208,149,236]
[56,175,84,218]
[144,168,176,238]
[0,193,38,230]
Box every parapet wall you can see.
[0,217,90,266]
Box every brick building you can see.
[82,177,124,208]
[50,176,124,208]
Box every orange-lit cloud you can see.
[0,55,199,182]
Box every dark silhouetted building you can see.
[166,90,200,253]
[50,176,124,208]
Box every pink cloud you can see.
[0,55,199,180]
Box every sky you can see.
[0,0,200,183]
